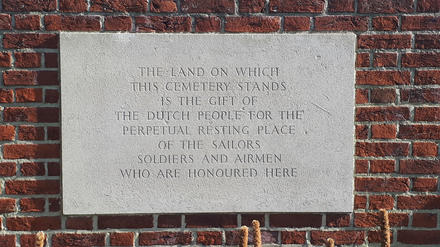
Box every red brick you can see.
[15,15,40,30]
[197,231,222,245]
[354,195,367,209]
[413,177,438,192]
[369,195,394,210]
[398,230,440,244]
[373,53,397,67]
[0,125,15,141]
[225,16,280,32]
[355,160,368,173]
[226,230,277,245]
[181,0,234,13]
[401,88,440,103]
[356,124,368,137]
[158,215,181,228]
[135,16,191,32]
[370,88,396,103]
[3,70,37,85]
[413,213,437,228]
[415,107,440,121]
[5,180,59,194]
[371,124,396,139]
[328,0,354,12]
[3,0,56,11]
[20,162,45,175]
[356,107,410,121]
[105,16,132,31]
[45,89,59,103]
[355,212,408,227]
[370,160,395,173]
[402,16,440,30]
[139,232,192,245]
[110,232,134,246]
[270,214,322,227]
[98,215,153,229]
[4,107,59,123]
[66,217,93,230]
[37,71,59,85]
[355,177,410,192]
[356,53,369,68]
[0,198,16,213]
[372,16,398,31]
[0,89,13,103]
[0,14,11,30]
[368,231,394,243]
[151,0,177,12]
[3,33,58,49]
[314,16,368,31]
[269,0,325,13]
[47,126,60,140]
[45,15,101,31]
[284,17,310,31]
[400,160,440,174]
[49,198,60,212]
[20,198,45,212]
[402,53,440,67]
[0,235,15,247]
[413,142,438,157]
[16,88,43,103]
[398,195,440,209]
[20,234,37,247]
[239,0,265,12]
[415,71,440,85]
[241,214,265,226]
[281,231,306,244]
[358,35,411,49]
[399,125,440,140]
[15,53,41,68]
[356,71,410,86]
[60,0,88,12]
[7,216,60,231]
[418,0,440,12]
[311,231,365,245]
[48,162,60,176]
[326,214,350,227]
[358,0,414,13]
[356,142,409,157]
[416,34,440,49]
[0,52,11,67]
[186,214,236,228]
[195,16,221,32]
[90,0,147,12]
[52,233,105,247]
[45,53,58,68]
[0,162,16,176]
[356,89,368,104]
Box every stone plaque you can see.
[61,33,355,214]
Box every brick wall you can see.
[0,0,439,246]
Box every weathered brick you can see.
[400,160,440,174]
[399,125,440,139]
[370,88,396,103]
[269,0,325,13]
[6,180,59,194]
[151,0,177,12]
[281,231,306,244]
[3,33,58,49]
[418,0,440,12]
[356,71,410,85]
[225,17,280,32]
[105,16,132,31]
[66,217,93,230]
[413,213,437,228]
[195,16,221,32]
[355,212,408,227]
[358,0,414,13]
[328,0,354,12]
[413,177,438,192]
[0,198,16,213]
[371,124,396,139]
[90,0,147,12]
[356,107,410,121]
[60,0,88,12]
[15,88,43,103]
[355,177,410,192]
[20,162,45,176]
[20,198,45,212]
[372,16,398,31]
[52,234,105,247]
[45,15,101,31]
[370,160,395,173]
[181,0,234,13]
[7,216,61,231]
[3,0,56,11]
[402,53,440,67]
[15,15,40,30]
[284,17,310,31]
[369,195,394,209]
[15,53,41,68]
[239,0,265,13]
[398,195,440,209]
[415,70,440,85]
[311,231,365,245]
[0,162,16,176]
[4,107,59,123]
[135,16,191,32]
[402,16,440,30]
[110,232,134,246]
[315,16,367,31]
[197,231,222,245]
[0,125,15,141]
[139,232,192,245]
[373,53,397,67]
